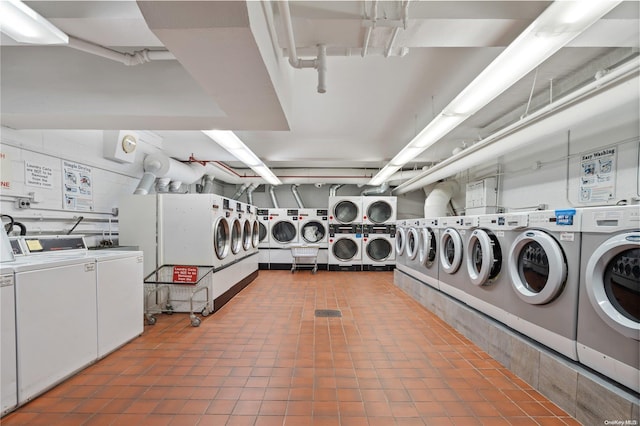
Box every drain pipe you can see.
[424,181,459,218]
[68,36,175,66]
[269,185,280,208]
[329,184,343,197]
[278,1,327,93]
[361,181,390,196]
[246,183,259,205]
[291,184,305,208]
[202,175,215,194]
[232,183,250,200]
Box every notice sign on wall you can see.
[25,162,54,188]
[172,266,199,284]
[63,160,94,211]
[580,147,616,203]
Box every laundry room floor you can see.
[3,271,580,426]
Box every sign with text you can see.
[172,266,199,284]
[25,162,54,188]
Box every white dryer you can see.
[256,208,270,269]
[362,196,397,224]
[438,216,478,304]
[577,205,639,392]
[328,224,363,271]
[362,224,396,271]
[269,208,300,269]
[506,209,582,360]
[299,208,329,268]
[463,213,527,325]
[329,196,362,225]
[416,217,440,290]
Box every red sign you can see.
[172,266,198,284]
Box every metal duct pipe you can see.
[361,181,390,196]
[232,183,250,200]
[269,185,280,208]
[424,181,459,218]
[141,153,207,185]
[133,172,157,195]
[202,175,215,193]
[169,181,183,193]
[68,36,175,66]
[291,184,305,208]
[246,183,259,205]
[317,44,327,94]
[156,178,171,193]
[329,184,343,197]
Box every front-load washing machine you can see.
[299,208,329,269]
[506,209,582,360]
[395,219,410,272]
[362,196,397,225]
[269,208,300,269]
[247,204,259,256]
[362,224,396,271]
[226,198,244,264]
[438,216,479,304]
[463,213,528,325]
[577,205,639,392]
[329,196,362,225]
[417,217,440,290]
[405,219,423,275]
[256,208,270,269]
[328,224,362,271]
[234,201,252,261]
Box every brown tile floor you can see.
[3,270,580,426]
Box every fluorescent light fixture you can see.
[369,165,400,186]
[0,0,68,45]
[202,130,282,185]
[369,0,622,186]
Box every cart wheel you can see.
[201,307,210,317]
[146,316,156,325]
[191,317,201,327]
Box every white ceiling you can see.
[1,1,638,174]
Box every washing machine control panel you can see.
[329,224,362,236]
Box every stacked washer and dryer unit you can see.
[362,196,397,271]
[328,196,363,270]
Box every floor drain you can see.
[315,309,342,318]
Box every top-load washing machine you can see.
[362,224,396,271]
[329,196,362,225]
[577,205,639,392]
[417,217,440,290]
[269,208,299,269]
[362,196,397,224]
[506,209,582,360]
[463,213,528,325]
[438,215,479,304]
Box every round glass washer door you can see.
[367,201,392,224]
[419,227,437,267]
[333,238,358,261]
[301,221,326,244]
[214,217,230,260]
[396,227,406,256]
[231,218,242,255]
[466,229,502,286]
[272,220,297,244]
[407,227,419,261]
[258,222,268,243]
[242,220,251,251]
[333,200,359,224]
[366,238,392,261]
[508,230,567,305]
[585,232,640,339]
[439,228,463,274]
[251,221,260,248]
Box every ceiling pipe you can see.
[291,184,305,208]
[246,183,259,205]
[384,0,410,58]
[424,181,459,218]
[67,35,175,66]
[201,175,215,193]
[361,181,390,196]
[269,185,280,208]
[362,0,378,58]
[277,0,327,94]
[329,184,343,197]
[232,183,250,200]
[394,59,640,195]
[168,181,183,193]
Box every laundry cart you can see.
[143,265,213,327]
[290,245,320,274]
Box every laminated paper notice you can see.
[62,160,94,211]
[580,148,616,203]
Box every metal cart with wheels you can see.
[290,245,320,273]
[143,265,214,327]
